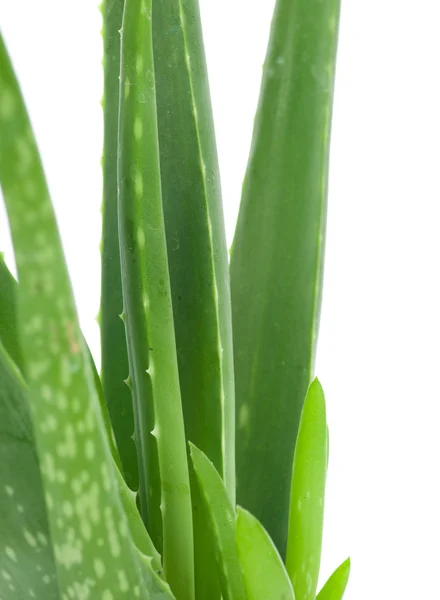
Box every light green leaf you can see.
[286,379,328,600]
[0,254,24,372]
[230,0,341,556]
[153,2,235,597]
[101,0,138,491]
[0,343,60,599]
[0,28,173,599]
[118,1,194,597]
[317,558,351,600]
[189,443,247,600]
[236,507,295,600]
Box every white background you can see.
[1,1,440,598]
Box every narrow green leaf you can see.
[152,3,235,597]
[230,0,341,555]
[101,0,139,491]
[316,558,351,600]
[0,29,173,599]
[236,507,295,600]
[286,379,328,600]
[0,254,24,371]
[118,1,194,598]
[0,343,60,599]
[189,443,247,600]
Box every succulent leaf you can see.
[101,0,139,492]
[0,29,173,599]
[230,0,341,556]
[189,443,247,600]
[152,1,235,597]
[235,507,295,600]
[118,1,194,597]
[286,379,328,600]
[0,255,24,372]
[316,558,351,600]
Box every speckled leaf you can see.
[0,343,60,599]
[230,0,341,556]
[0,29,173,599]
[153,2,235,597]
[101,0,139,491]
[286,379,328,600]
[189,444,247,600]
[236,507,295,600]
[0,254,24,372]
[316,558,351,600]
[118,1,194,598]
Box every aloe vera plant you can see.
[0,0,349,598]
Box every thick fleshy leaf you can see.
[236,507,294,600]
[153,2,235,597]
[230,0,341,556]
[0,29,173,599]
[189,443,247,600]
[0,343,60,599]
[317,558,351,600]
[101,0,139,491]
[118,1,194,597]
[286,379,328,600]
[0,254,24,371]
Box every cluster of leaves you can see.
[0,0,348,599]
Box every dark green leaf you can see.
[152,2,235,598]
[0,254,24,372]
[101,0,139,491]
[230,0,341,556]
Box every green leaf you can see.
[101,0,139,491]
[230,0,341,555]
[317,558,351,600]
[118,1,194,597]
[189,443,247,600]
[0,28,173,599]
[153,2,235,598]
[0,343,60,599]
[0,255,24,372]
[236,507,295,600]
[286,379,328,600]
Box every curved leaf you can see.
[317,558,351,600]
[0,28,172,599]
[189,443,247,600]
[236,507,295,600]
[286,379,328,600]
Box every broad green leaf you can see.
[0,254,24,371]
[317,558,351,600]
[286,379,328,600]
[189,443,247,600]
[230,0,341,555]
[0,28,173,599]
[0,343,60,599]
[118,1,194,597]
[153,2,235,597]
[236,507,295,600]
[101,0,138,491]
